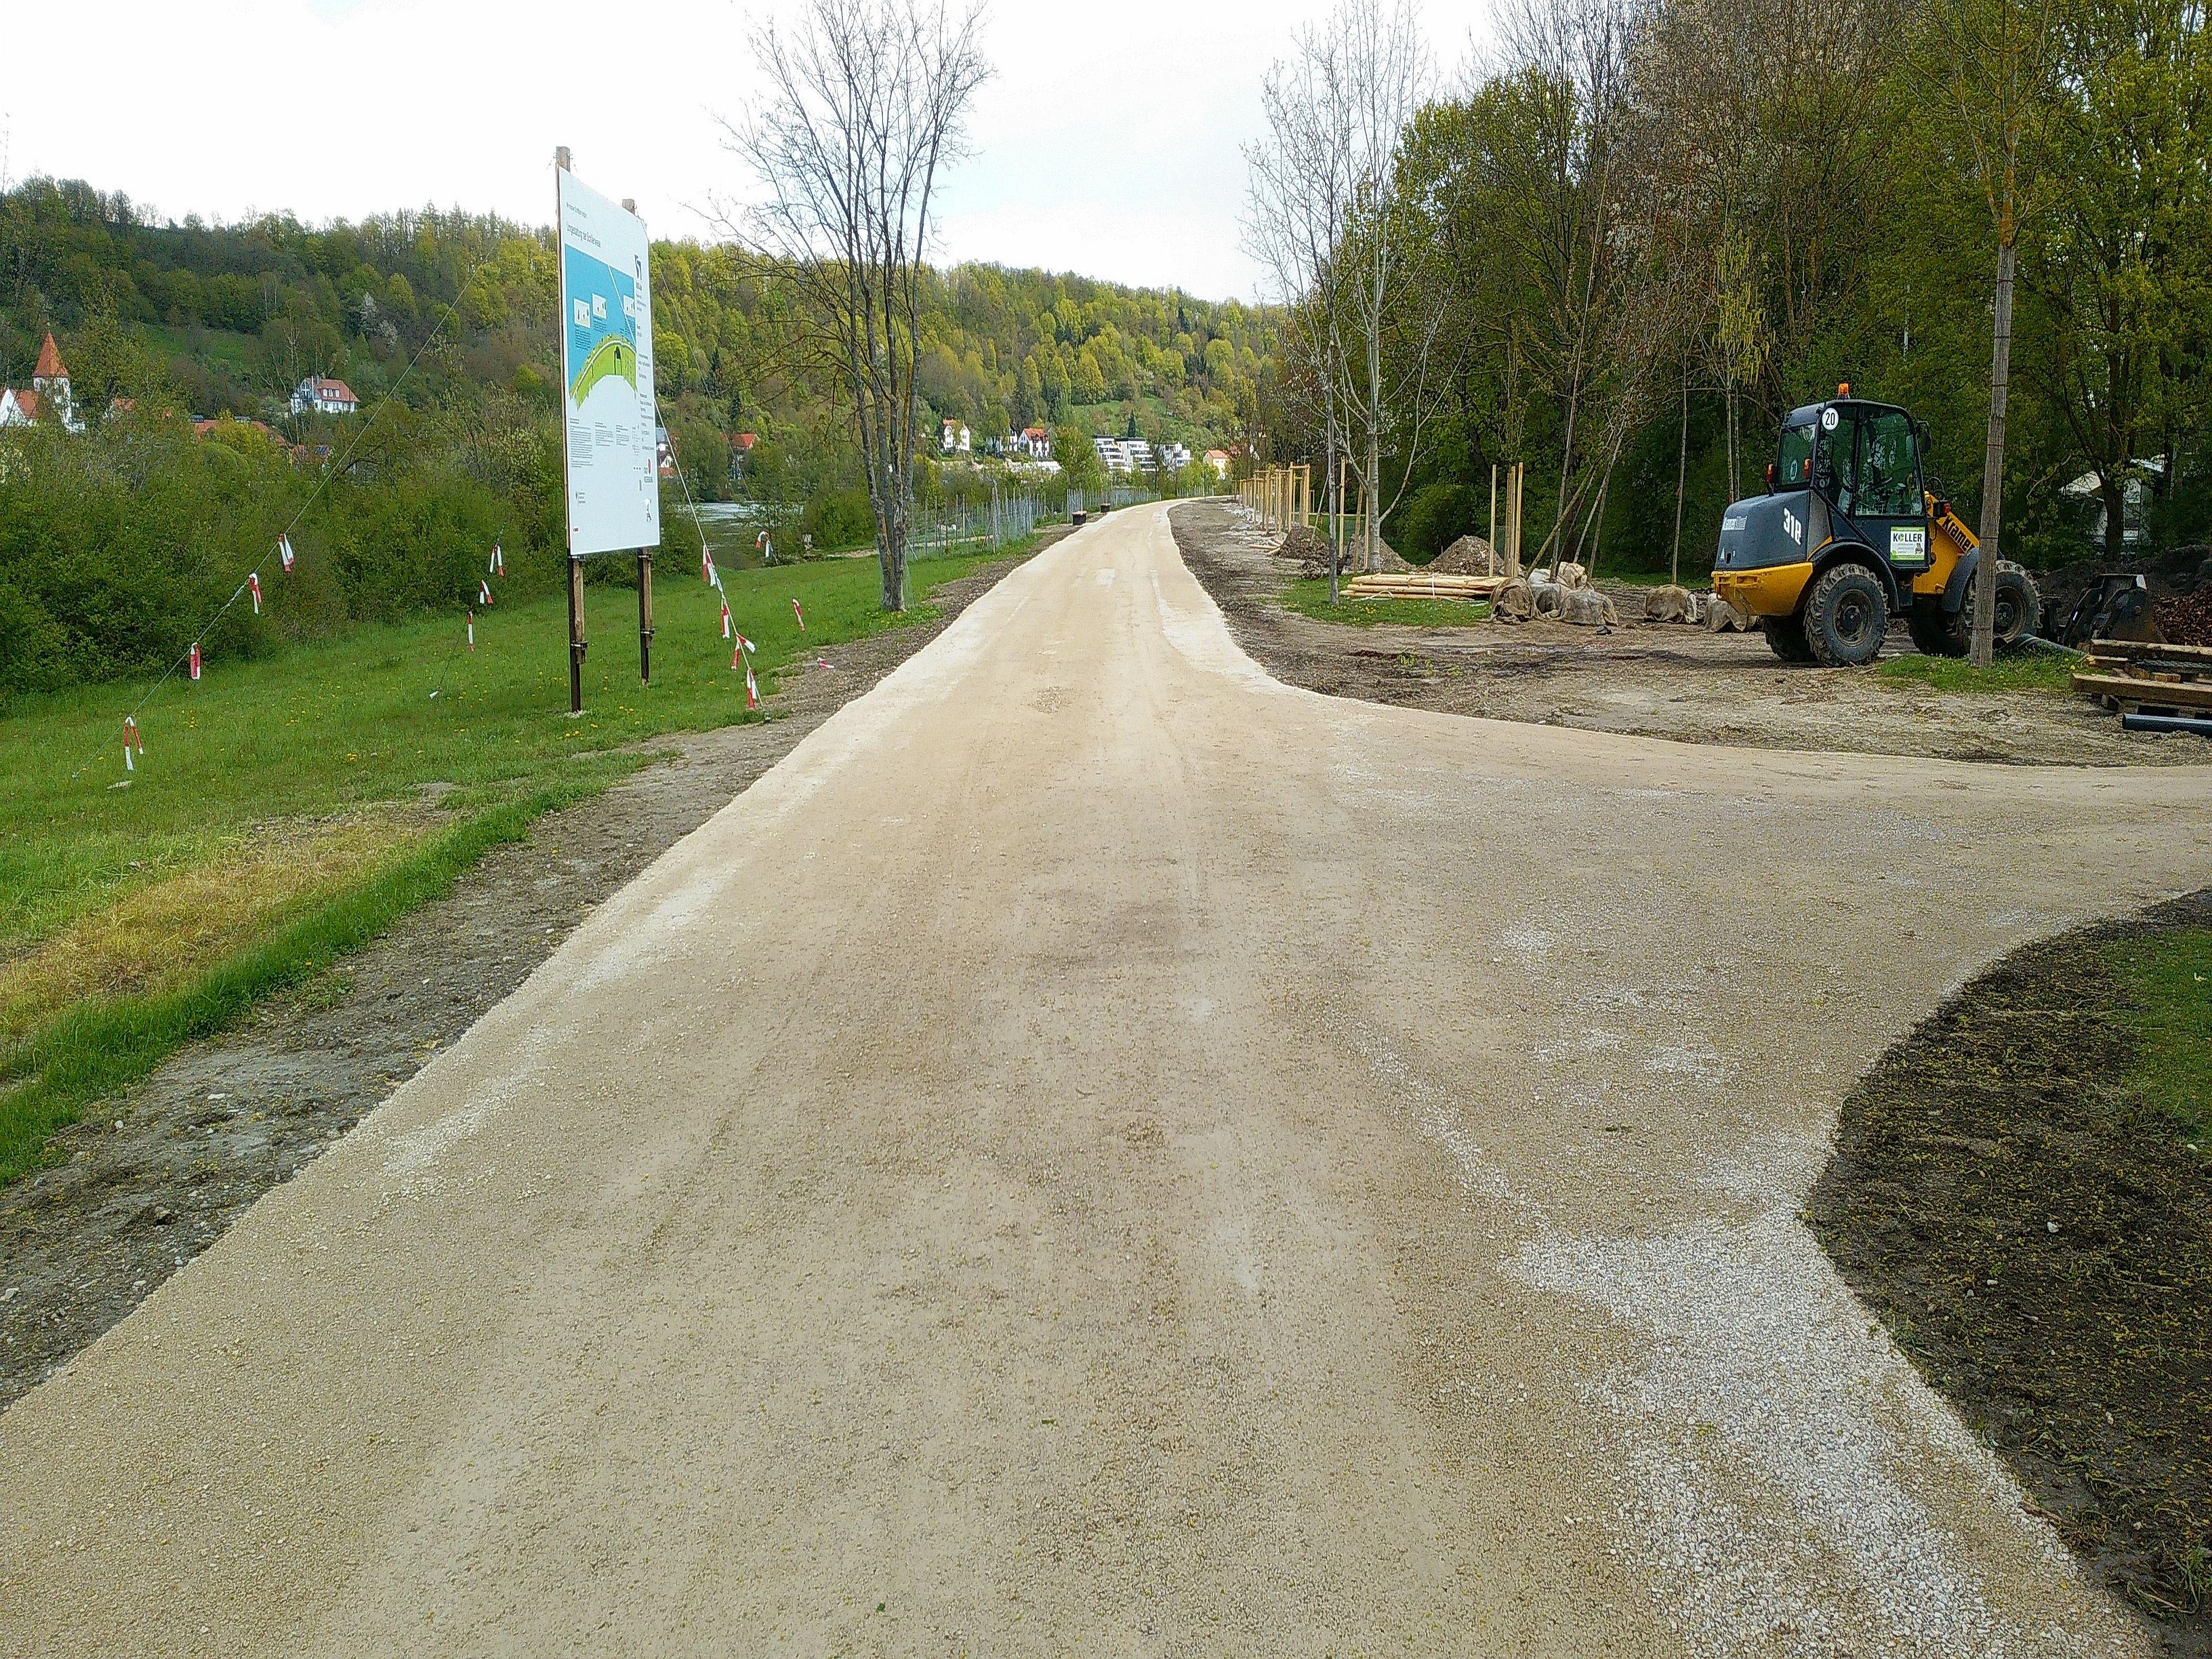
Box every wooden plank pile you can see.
[1343,571,1507,602]
[2072,638,2212,714]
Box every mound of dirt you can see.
[2039,544,2211,638]
[1431,535,1498,576]
[2156,588,2212,646]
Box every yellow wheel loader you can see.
[1711,390,2041,666]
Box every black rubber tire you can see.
[1803,562,1890,667]
[1992,560,2041,649]
[1763,613,1816,663]
[1908,598,1967,657]
[1949,560,2047,653]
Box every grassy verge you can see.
[1281,578,1492,628]
[0,790,579,1181]
[2110,924,2212,1142]
[1877,650,2076,694]
[0,543,1027,1183]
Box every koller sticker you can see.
[1890,525,1928,562]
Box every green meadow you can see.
[0,544,1025,1181]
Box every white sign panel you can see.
[557,171,659,555]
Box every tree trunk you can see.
[1366,430,1381,574]
[1327,424,1340,606]
[1971,236,2015,668]
[1672,371,1689,588]
[1725,380,1737,505]
[2100,474,2127,564]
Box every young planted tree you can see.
[1248,0,1446,577]
[1916,0,2062,664]
[724,0,989,612]
[1245,45,1355,597]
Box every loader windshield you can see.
[1776,422,1815,488]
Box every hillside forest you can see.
[0,178,1267,695]
[1254,0,2212,577]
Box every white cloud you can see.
[5,0,1500,302]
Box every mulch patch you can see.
[1807,889,2212,1649]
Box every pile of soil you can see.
[2156,588,2212,647]
[1807,890,2212,1646]
[2041,544,2212,639]
[1277,523,1339,578]
[1430,534,1499,576]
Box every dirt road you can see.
[4,504,2209,1657]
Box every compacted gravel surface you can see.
[3,506,2209,1658]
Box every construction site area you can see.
[1210,462,2212,766]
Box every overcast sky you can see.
[5,0,1500,302]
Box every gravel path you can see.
[3,506,2208,1656]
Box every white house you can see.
[1204,448,1232,478]
[289,375,361,417]
[0,333,85,433]
[1017,424,1051,459]
[1158,442,1191,472]
[940,417,972,453]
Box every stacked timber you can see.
[1343,571,1507,602]
[2072,638,2212,713]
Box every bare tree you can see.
[1245,39,1356,595]
[1248,0,1446,576]
[722,0,989,611]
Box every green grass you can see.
[1877,651,2076,694]
[2109,926,2212,1142]
[1281,577,1492,629]
[143,323,260,375]
[0,544,1023,1183]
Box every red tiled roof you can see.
[735,432,758,449]
[33,333,65,380]
[304,377,359,404]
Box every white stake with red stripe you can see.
[278,533,295,573]
[479,578,493,607]
[123,716,142,771]
[791,598,804,631]
[188,642,201,682]
[248,572,262,614]
[489,544,505,576]
[744,657,760,709]
[720,600,732,639]
[466,609,476,651]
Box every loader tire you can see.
[1908,599,1967,657]
[1763,613,1816,663]
[1946,561,2047,654]
[1802,563,1890,667]
[1992,560,2041,649]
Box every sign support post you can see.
[555,150,657,713]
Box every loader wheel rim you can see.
[1833,591,1877,647]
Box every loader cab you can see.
[1776,398,1931,576]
